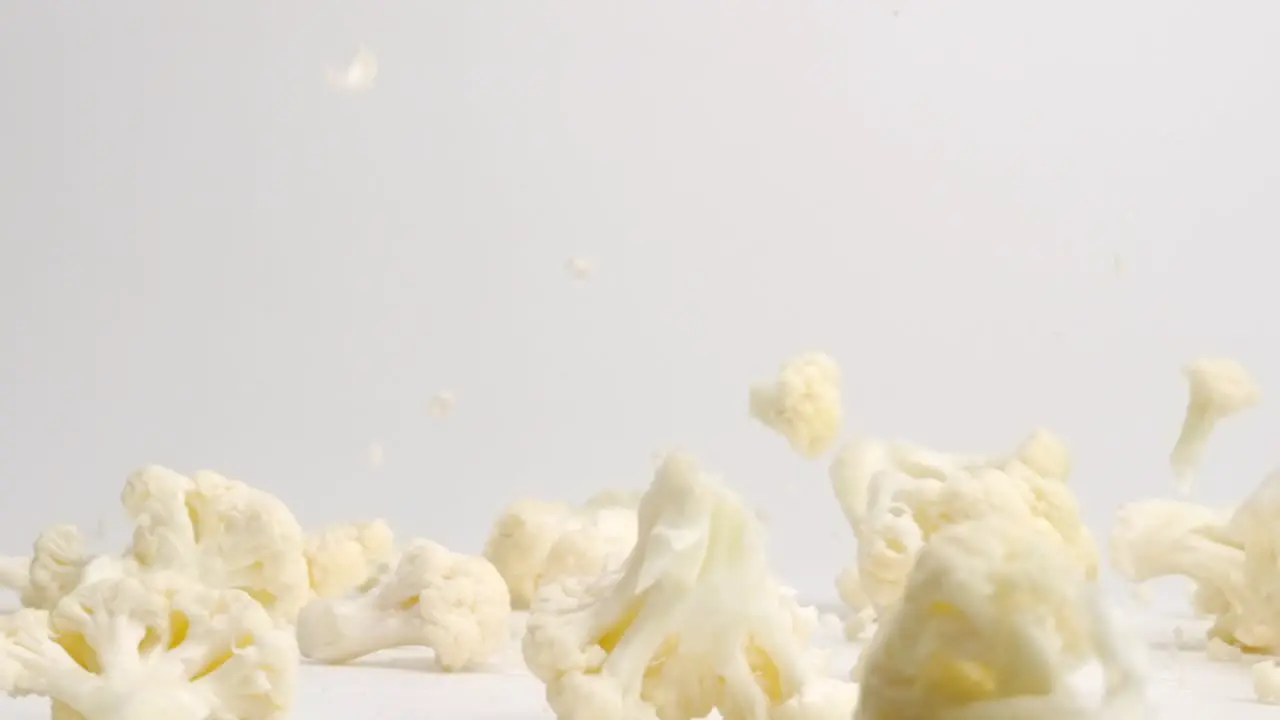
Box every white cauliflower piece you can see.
[484,494,640,609]
[0,525,132,611]
[856,517,1146,720]
[1253,659,1280,703]
[303,519,396,597]
[1170,357,1260,495]
[0,575,297,720]
[829,429,1095,622]
[484,499,575,608]
[296,539,510,671]
[121,465,312,623]
[541,507,638,591]
[1107,495,1280,651]
[523,452,856,720]
[749,352,843,458]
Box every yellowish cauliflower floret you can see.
[749,352,843,458]
[304,519,396,597]
[857,518,1144,720]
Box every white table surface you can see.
[0,606,1274,719]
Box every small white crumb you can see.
[565,257,593,280]
[1254,659,1280,704]
[1113,253,1125,274]
[368,443,384,468]
[428,391,456,417]
[1206,636,1244,662]
[327,46,378,92]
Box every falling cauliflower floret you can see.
[565,257,593,280]
[304,520,397,598]
[484,493,640,609]
[856,517,1146,720]
[522,452,856,720]
[120,465,313,623]
[749,352,843,458]
[1169,357,1260,495]
[0,575,298,720]
[827,428,1096,623]
[296,539,510,671]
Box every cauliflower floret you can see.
[749,352,843,458]
[541,507,638,591]
[296,539,511,671]
[856,517,1146,720]
[121,465,312,622]
[829,429,1095,623]
[485,495,640,609]
[0,525,132,611]
[523,452,855,720]
[484,499,575,608]
[304,519,396,597]
[1170,357,1260,495]
[20,525,89,610]
[0,575,298,720]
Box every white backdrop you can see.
[2,1,1278,601]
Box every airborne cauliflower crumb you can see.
[749,352,843,458]
[565,257,593,279]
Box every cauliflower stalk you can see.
[296,539,511,671]
[523,452,855,720]
[748,352,843,458]
[303,519,396,598]
[484,493,639,609]
[856,517,1146,720]
[0,575,298,720]
[121,466,312,623]
[828,429,1094,636]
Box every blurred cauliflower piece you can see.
[856,517,1146,720]
[484,493,640,609]
[296,539,511,671]
[121,465,312,623]
[1112,471,1280,654]
[0,526,132,611]
[304,520,396,597]
[828,428,1095,622]
[0,575,298,720]
[1170,357,1260,495]
[523,452,855,720]
[749,352,843,458]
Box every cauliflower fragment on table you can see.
[121,465,313,623]
[296,539,511,671]
[749,352,843,458]
[1170,357,1260,495]
[1253,659,1280,704]
[304,519,396,597]
[0,575,298,720]
[523,452,855,720]
[828,429,1096,622]
[856,517,1146,720]
[484,494,639,609]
